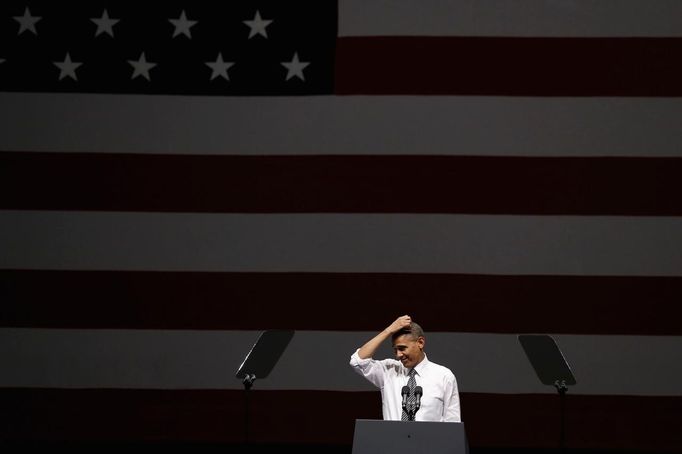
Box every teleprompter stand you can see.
[519,334,576,451]
[235,329,295,443]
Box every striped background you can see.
[2,1,682,450]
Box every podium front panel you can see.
[352,419,469,454]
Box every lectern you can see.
[352,420,469,454]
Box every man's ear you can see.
[417,336,425,350]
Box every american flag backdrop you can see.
[2,1,682,450]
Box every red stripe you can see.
[2,152,682,215]
[335,37,682,96]
[1,388,680,451]
[3,270,682,335]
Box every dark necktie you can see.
[401,368,417,421]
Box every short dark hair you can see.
[391,322,425,342]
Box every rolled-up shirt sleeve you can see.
[349,349,386,388]
[442,372,461,422]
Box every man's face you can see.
[392,334,425,369]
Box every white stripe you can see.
[1,92,681,157]
[2,211,681,276]
[1,328,680,396]
[339,0,682,37]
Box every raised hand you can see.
[386,315,412,334]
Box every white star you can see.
[281,52,310,81]
[14,7,41,35]
[205,53,235,81]
[169,10,197,39]
[243,10,272,39]
[91,9,119,37]
[128,52,157,81]
[53,53,82,81]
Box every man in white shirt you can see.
[349,315,461,422]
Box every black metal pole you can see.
[556,380,568,453]
[243,374,255,444]
[245,386,250,444]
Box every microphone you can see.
[401,385,410,412]
[414,386,423,413]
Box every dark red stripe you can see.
[335,37,682,96]
[2,152,682,215]
[3,270,682,335]
[1,388,680,451]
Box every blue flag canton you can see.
[0,1,337,95]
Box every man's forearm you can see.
[357,329,392,359]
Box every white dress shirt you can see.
[350,349,461,422]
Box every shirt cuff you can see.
[349,348,373,366]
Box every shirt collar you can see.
[412,353,429,376]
